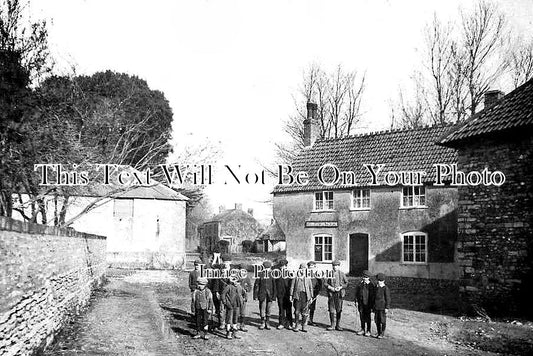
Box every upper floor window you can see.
[352,189,370,209]
[314,191,334,211]
[314,234,333,261]
[402,186,426,207]
[402,232,427,263]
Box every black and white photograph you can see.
[1,0,532,355]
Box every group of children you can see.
[188,258,391,340]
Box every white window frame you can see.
[401,232,428,264]
[314,191,334,211]
[401,186,426,208]
[351,188,371,210]
[314,234,333,262]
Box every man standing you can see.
[325,260,348,331]
[307,261,322,326]
[355,270,374,336]
[274,259,293,330]
[253,261,277,330]
[290,263,313,332]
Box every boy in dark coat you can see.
[325,260,348,331]
[274,259,293,329]
[307,261,323,326]
[290,263,313,332]
[373,273,391,339]
[253,261,277,330]
[355,270,375,336]
[221,276,244,339]
[191,277,214,340]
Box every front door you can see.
[349,233,369,276]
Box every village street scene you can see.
[1,0,533,355]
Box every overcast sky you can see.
[32,0,533,223]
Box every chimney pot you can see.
[484,90,504,109]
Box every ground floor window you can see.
[402,232,427,263]
[314,234,333,261]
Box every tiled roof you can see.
[439,78,533,145]
[54,165,188,201]
[273,125,457,193]
[206,208,256,223]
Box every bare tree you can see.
[508,37,533,88]
[423,14,455,125]
[393,0,510,128]
[275,63,365,165]
[460,0,508,115]
[397,74,427,129]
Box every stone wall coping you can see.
[0,216,106,240]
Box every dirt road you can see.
[45,270,533,356]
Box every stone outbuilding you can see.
[256,219,286,252]
[438,79,533,316]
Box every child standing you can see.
[221,276,244,339]
[191,277,214,340]
[373,273,391,339]
[355,270,374,336]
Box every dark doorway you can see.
[349,233,369,276]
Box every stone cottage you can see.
[272,103,459,280]
[256,219,286,252]
[438,79,533,316]
[199,204,262,254]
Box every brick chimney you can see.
[303,102,319,147]
[484,90,504,109]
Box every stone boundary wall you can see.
[0,217,107,356]
[345,276,461,314]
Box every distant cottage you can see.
[439,79,533,316]
[199,204,262,254]
[256,219,286,253]
[273,103,459,280]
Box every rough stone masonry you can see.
[0,217,107,355]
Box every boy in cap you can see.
[274,259,293,329]
[221,276,244,339]
[191,277,214,340]
[253,261,277,330]
[289,263,313,332]
[214,258,231,330]
[235,264,251,332]
[189,260,202,293]
[325,260,348,331]
[373,273,391,339]
[307,261,323,326]
[355,270,375,336]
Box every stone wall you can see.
[454,133,533,316]
[0,217,107,355]
[345,277,461,314]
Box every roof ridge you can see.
[316,122,456,143]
